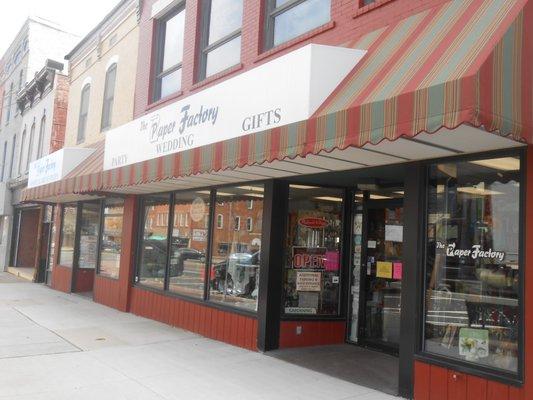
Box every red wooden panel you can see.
[465,375,487,400]
[429,365,448,400]
[251,319,258,350]
[508,386,523,400]
[487,381,509,400]
[237,315,246,347]
[414,361,431,400]
[447,370,466,400]
[230,314,239,345]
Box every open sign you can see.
[292,247,326,269]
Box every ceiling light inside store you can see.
[245,193,264,198]
[457,186,503,196]
[237,186,264,192]
[470,157,520,171]
[354,194,392,200]
[314,196,343,202]
[197,190,233,196]
[290,184,320,190]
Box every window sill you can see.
[414,353,523,387]
[146,90,184,112]
[353,0,396,18]
[255,20,336,64]
[191,63,243,91]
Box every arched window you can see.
[26,122,35,171]
[6,82,13,123]
[1,141,7,182]
[9,135,16,178]
[37,115,46,158]
[18,69,24,90]
[101,63,117,130]
[77,84,91,144]
[18,128,26,174]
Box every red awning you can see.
[22,0,532,202]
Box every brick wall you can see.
[134,0,450,118]
[50,74,69,152]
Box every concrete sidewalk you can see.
[0,273,399,400]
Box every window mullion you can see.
[203,29,241,54]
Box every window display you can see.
[98,198,124,279]
[169,191,210,298]
[209,185,263,311]
[138,194,170,290]
[424,155,521,375]
[58,205,77,267]
[283,185,343,316]
[78,203,101,269]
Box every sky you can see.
[0,0,122,56]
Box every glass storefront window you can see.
[58,205,77,267]
[424,155,521,374]
[138,195,170,290]
[209,185,263,311]
[169,191,210,298]
[283,185,343,316]
[78,203,101,269]
[98,198,124,279]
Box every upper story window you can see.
[101,63,117,131]
[26,122,35,172]
[198,0,243,80]
[264,0,331,50]
[1,142,7,182]
[9,135,16,178]
[37,115,46,159]
[153,5,186,101]
[18,128,26,174]
[5,83,13,125]
[78,84,91,144]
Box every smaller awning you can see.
[22,140,104,202]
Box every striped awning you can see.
[23,0,532,201]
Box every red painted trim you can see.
[279,320,345,348]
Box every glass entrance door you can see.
[348,191,404,354]
[361,201,403,351]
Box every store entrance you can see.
[348,188,404,356]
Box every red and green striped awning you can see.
[22,0,532,202]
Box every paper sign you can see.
[296,271,322,291]
[367,240,377,249]
[393,262,403,280]
[459,328,489,359]
[325,251,340,271]
[385,225,403,242]
[376,261,393,279]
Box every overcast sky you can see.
[0,0,122,56]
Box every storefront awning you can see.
[22,0,532,202]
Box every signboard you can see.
[299,217,329,229]
[292,246,326,269]
[28,147,95,188]
[190,197,206,222]
[103,44,366,170]
[285,307,317,314]
[192,229,207,242]
[376,261,393,279]
[296,271,322,291]
[436,241,505,262]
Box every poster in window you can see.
[459,328,489,359]
[79,235,98,268]
[376,261,393,279]
[385,224,403,242]
[296,271,322,291]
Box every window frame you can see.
[216,213,223,229]
[26,122,35,172]
[134,181,267,316]
[197,0,243,81]
[264,0,331,51]
[77,84,91,144]
[58,203,80,268]
[18,128,26,174]
[415,148,525,385]
[101,63,117,131]
[152,5,186,102]
[37,115,46,159]
[96,198,124,280]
